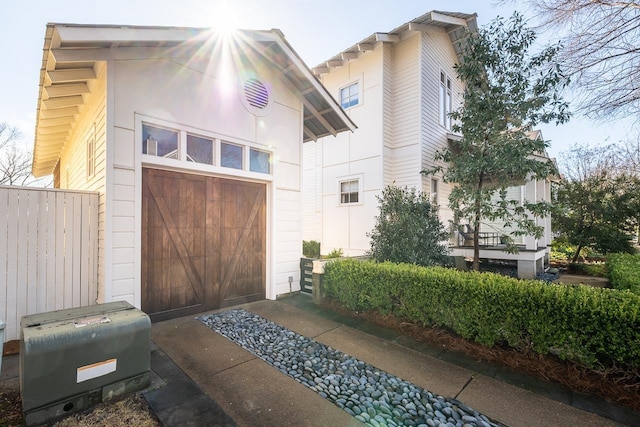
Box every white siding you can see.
[302,141,322,241]
[57,63,107,305]
[108,51,305,302]
[388,34,421,188]
[419,29,463,227]
[480,185,525,244]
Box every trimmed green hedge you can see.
[608,253,640,295]
[324,259,640,369]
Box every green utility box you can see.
[20,301,151,426]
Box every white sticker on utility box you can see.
[77,358,117,383]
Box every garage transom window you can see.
[142,122,272,176]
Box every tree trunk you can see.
[571,244,583,264]
[472,200,482,271]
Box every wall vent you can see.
[243,78,269,109]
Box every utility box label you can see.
[74,316,111,328]
[77,358,117,383]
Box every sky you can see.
[1,0,636,161]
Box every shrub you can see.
[324,248,344,259]
[303,240,321,259]
[608,253,640,295]
[367,186,449,267]
[324,258,640,369]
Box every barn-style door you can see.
[142,168,265,321]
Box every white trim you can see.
[136,114,274,181]
[105,63,116,305]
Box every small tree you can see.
[553,143,640,261]
[367,186,449,267]
[424,13,570,270]
[0,122,51,187]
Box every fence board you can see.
[0,186,99,342]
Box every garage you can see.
[141,168,266,321]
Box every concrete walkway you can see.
[1,294,638,426]
[148,294,638,426]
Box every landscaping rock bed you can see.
[198,309,502,427]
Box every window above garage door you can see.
[138,115,273,180]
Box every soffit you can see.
[312,10,478,75]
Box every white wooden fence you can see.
[0,186,99,341]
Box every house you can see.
[302,10,553,278]
[31,23,355,321]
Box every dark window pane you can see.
[143,124,178,158]
[250,149,271,174]
[187,135,213,165]
[221,142,243,169]
[340,180,359,204]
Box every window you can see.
[187,134,214,165]
[430,178,438,205]
[143,124,178,158]
[139,118,273,176]
[86,126,95,180]
[340,82,359,109]
[250,148,271,174]
[221,142,243,170]
[439,72,452,130]
[340,179,359,204]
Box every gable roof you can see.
[312,10,477,75]
[32,23,356,177]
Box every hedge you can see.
[323,259,640,369]
[608,253,640,295]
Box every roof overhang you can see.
[32,23,356,177]
[312,10,477,75]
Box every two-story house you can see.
[302,10,552,278]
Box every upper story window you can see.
[340,82,359,110]
[439,72,452,130]
[340,179,360,204]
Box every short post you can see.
[312,260,327,305]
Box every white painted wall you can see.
[302,28,465,255]
[57,63,107,305]
[419,28,465,228]
[102,47,306,305]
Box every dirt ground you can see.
[0,381,159,427]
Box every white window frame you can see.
[439,71,452,130]
[430,178,438,205]
[338,176,363,206]
[339,81,360,110]
[86,124,96,180]
[136,115,273,182]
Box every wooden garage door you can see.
[142,168,266,321]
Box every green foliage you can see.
[367,186,449,267]
[324,259,640,369]
[608,253,640,295]
[324,248,344,259]
[568,262,607,278]
[302,240,321,259]
[553,173,640,260]
[423,12,569,269]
